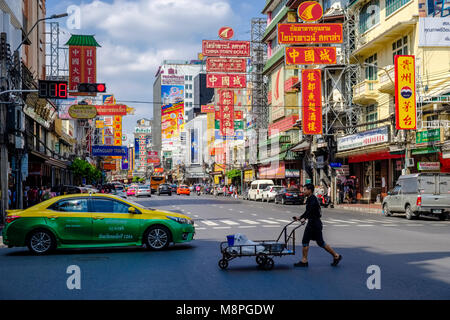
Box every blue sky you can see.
[45,0,264,143]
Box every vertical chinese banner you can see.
[395,55,416,130]
[302,69,322,135]
[113,115,122,146]
[219,90,235,137]
[206,110,215,156]
[69,46,82,92]
[83,47,97,84]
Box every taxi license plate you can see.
[432,209,442,213]
[293,194,298,197]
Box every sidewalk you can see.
[334,203,382,215]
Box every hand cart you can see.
[218,220,305,270]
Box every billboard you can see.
[190,128,199,164]
[202,40,250,57]
[206,58,247,73]
[201,105,215,113]
[96,105,127,116]
[419,18,450,47]
[395,55,416,130]
[69,46,97,93]
[277,23,343,44]
[297,1,323,21]
[161,85,185,141]
[92,145,127,157]
[271,66,285,121]
[302,69,322,135]
[285,47,337,65]
[206,74,246,88]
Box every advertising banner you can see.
[201,105,215,113]
[297,1,323,21]
[206,74,246,88]
[95,105,127,116]
[68,105,97,119]
[121,154,129,171]
[202,40,251,57]
[337,126,389,152]
[285,47,337,65]
[277,23,343,44]
[395,55,416,130]
[271,66,285,121]
[416,128,441,144]
[419,18,450,47]
[190,128,199,164]
[69,46,97,93]
[102,94,116,105]
[206,58,247,73]
[219,90,235,137]
[302,69,322,135]
[58,96,78,119]
[161,85,185,141]
[219,27,234,40]
[161,74,184,86]
[92,145,127,157]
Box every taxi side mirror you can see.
[128,207,137,214]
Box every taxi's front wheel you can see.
[27,229,56,255]
[144,226,171,250]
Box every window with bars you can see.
[359,0,380,34]
[392,36,408,63]
[366,105,378,130]
[365,53,378,80]
[386,0,411,16]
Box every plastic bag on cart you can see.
[227,234,265,254]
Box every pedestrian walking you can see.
[29,187,38,206]
[292,183,342,267]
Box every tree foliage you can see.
[69,158,102,185]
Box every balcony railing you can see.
[352,80,379,105]
[377,65,395,93]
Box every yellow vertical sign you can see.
[395,55,416,130]
[207,112,215,155]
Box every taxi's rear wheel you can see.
[27,229,56,255]
[144,225,172,250]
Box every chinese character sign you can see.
[219,90,235,137]
[285,47,337,65]
[69,46,97,93]
[207,74,246,88]
[278,23,343,44]
[302,69,322,135]
[395,55,416,130]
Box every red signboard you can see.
[69,46,97,94]
[206,58,247,73]
[207,74,246,88]
[285,76,299,92]
[297,1,323,22]
[201,105,215,113]
[218,27,234,40]
[269,115,299,136]
[154,168,164,173]
[202,40,250,57]
[219,90,235,136]
[234,111,243,120]
[96,105,127,116]
[278,23,343,44]
[285,47,337,65]
[302,69,322,135]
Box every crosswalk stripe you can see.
[270,219,291,223]
[196,227,206,230]
[382,224,397,227]
[321,219,338,224]
[201,220,219,226]
[350,219,370,223]
[356,225,373,227]
[258,219,279,224]
[263,225,280,228]
[407,224,423,226]
[239,219,260,225]
[213,227,231,229]
[221,220,239,225]
[329,219,357,224]
[238,226,256,229]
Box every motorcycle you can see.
[317,194,331,208]
[196,189,201,196]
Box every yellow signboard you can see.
[395,55,416,130]
[96,120,104,129]
[68,105,97,119]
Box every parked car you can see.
[136,185,151,198]
[382,173,450,220]
[111,189,127,199]
[177,185,191,195]
[170,184,178,193]
[214,186,224,196]
[262,186,284,202]
[248,180,274,201]
[274,188,304,205]
[126,187,137,196]
[157,184,172,196]
[2,194,195,254]
[51,185,83,195]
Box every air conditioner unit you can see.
[407,158,415,167]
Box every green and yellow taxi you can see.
[2,194,195,255]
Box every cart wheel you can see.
[256,254,267,266]
[218,259,229,270]
[263,258,274,270]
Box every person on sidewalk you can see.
[293,183,342,267]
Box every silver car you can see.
[136,185,152,198]
[262,186,284,202]
[382,173,450,220]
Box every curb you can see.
[0,237,6,249]
[334,206,382,215]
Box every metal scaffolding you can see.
[250,18,269,130]
[45,22,68,80]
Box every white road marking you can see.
[329,219,356,224]
[258,219,279,224]
[239,219,260,225]
[195,227,206,230]
[228,209,234,211]
[321,219,338,224]
[251,214,258,216]
[193,215,199,218]
[334,225,350,227]
[430,224,447,226]
[406,224,424,226]
[201,220,219,226]
[263,225,280,228]
[219,206,224,209]
[365,219,384,223]
[239,211,245,214]
[382,224,397,227]
[221,220,239,225]
[270,219,291,223]
[356,225,373,227]
[350,219,371,223]
[238,226,256,229]
[213,227,231,229]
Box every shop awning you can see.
[291,140,310,152]
[348,151,404,163]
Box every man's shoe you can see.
[294,261,308,267]
[331,254,342,267]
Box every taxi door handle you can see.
[48,216,59,220]
[93,216,104,220]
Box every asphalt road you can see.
[1,194,449,300]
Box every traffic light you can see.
[77,83,106,93]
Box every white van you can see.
[248,180,274,201]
